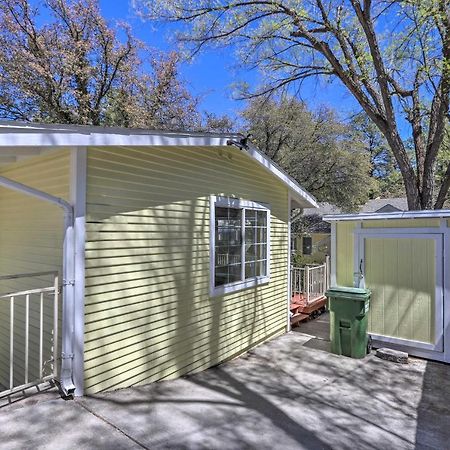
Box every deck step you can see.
[290,313,309,326]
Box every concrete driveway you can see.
[1,324,449,450]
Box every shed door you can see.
[359,234,443,352]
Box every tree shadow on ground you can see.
[415,360,450,449]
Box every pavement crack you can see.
[75,399,150,450]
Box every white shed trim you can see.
[324,210,450,222]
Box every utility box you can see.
[326,286,371,358]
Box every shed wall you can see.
[336,222,355,286]
[334,218,440,346]
[84,145,289,393]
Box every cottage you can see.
[325,211,450,364]
[0,121,317,397]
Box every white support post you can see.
[325,255,331,290]
[70,147,87,396]
[305,266,310,306]
[9,297,14,390]
[287,192,292,332]
[331,222,337,287]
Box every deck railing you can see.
[0,271,59,397]
[291,258,330,306]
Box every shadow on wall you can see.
[84,195,286,392]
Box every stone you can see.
[376,347,408,364]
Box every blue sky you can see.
[98,1,359,122]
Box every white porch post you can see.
[70,147,87,396]
[287,193,292,332]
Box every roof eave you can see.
[0,121,318,209]
[324,209,450,222]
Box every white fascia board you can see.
[0,121,318,209]
[324,209,450,222]
[245,144,318,209]
[0,127,235,148]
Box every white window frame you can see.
[210,195,271,297]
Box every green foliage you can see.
[138,0,450,210]
[0,0,199,129]
[242,97,374,211]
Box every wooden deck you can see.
[290,293,328,327]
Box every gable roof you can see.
[303,202,342,216]
[0,121,318,209]
[360,197,407,213]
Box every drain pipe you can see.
[0,176,76,396]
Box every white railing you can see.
[0,271,59,397]
[291,257,330,305]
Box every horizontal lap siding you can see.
[85,145,289,393]
[0,151,70,389]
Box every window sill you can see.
[210,276,270,297]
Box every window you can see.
[302,236,312,255]
[211,196,270,296]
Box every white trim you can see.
[214,196,269,210]
[330,222,337,286]
[354,227,443,235]
[442,222,450,363]
[353,222,362,287]
[370,333,438,351]
[324,210,450,222]
[70,147,87,396]
[0,121,318,209]
[356,231,444,353]
[287,192,292,332]
[246,143,318,209]
[209,195,271,297]
[371,339,449,362]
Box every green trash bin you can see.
[326,286,371,358]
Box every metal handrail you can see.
[291,261,328,306]
[0,273,59,398]
[0,271,58,281]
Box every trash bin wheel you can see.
[367,335,373,354]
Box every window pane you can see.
[215,269,228,287]
[215,206,242,287]
[245,262,256,278]
[228,263,242,283]
[257,210,267,226]
[256,226,267,244]
[216,245,241,266]
[302,236,312,255]
[257,260,267,277]
[257,244,267,260]
[245,244,256,261]
[245,210,257,226]
[244,226,255,244]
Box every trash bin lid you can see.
[325,286,371,300]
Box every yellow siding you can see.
[0,150,70,389]
[84,145,289,394]
[362,219,439,228]
[336,222,355,286]
[365,237,435,343]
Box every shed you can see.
[324,211,450,363]
[0,121,317,397]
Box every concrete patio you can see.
[1,320,449,450]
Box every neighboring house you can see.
[325,209,450,365]
[293,198,408,264]
[360,197,407,213]
[0,122,317,397]
[293,202,341,264]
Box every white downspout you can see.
[0,175,76,396]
